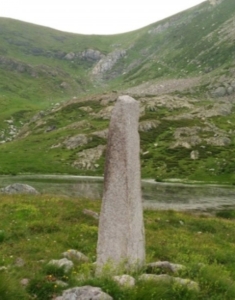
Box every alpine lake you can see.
[0,175,235,212]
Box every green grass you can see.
[1,194,235,299]
[1,0,235,182]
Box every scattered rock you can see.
[113,275,135,287]
[79,106,93,112]
[83,209,99,220]
[190,150,199,160]
[60,82,69,89]
[212,86,226,97]
[48,258,73,273]
[55,286,113,300]
[92,129,109,139]
[0,183,39,195]
[81,49,104,61]
[72,145,106,170]
[146,261,186,273]
[62,249,89,262]
[91,106,114,119]
[205,136,231,146]
[64,52,75,60]
[63,134,91,150]
[20,278,29,287]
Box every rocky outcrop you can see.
[91,106,114,119]
[0,56,67,78]
[72,145,106,170]
[63,134,91,150]
[92,50,126,76]
[171,125,231,149]
[81,49,104,61]
[142,95,196,111]
[92,129,109,139]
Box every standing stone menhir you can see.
[96,95,145,274]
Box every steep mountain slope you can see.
[0,0,235,183]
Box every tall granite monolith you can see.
[96,95,145,274]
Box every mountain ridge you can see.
[0,0,235,183]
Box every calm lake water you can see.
[0,175,235,211]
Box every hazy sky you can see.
[2,0,205,35]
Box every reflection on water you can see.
[0,175,235,211]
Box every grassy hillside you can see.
[0,0,235,183]
[1,194,235,299]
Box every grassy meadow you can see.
[1,194,235,299]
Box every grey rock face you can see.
[55,286,113,300]
[212,86,226,97]
[63,134,90,150]
[96,95,145,273]
[92,50,126,76]
[72,145,106,170]
[1,183,39,195]
[81,49,104,61]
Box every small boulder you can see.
[1,183,39,195]
[212,86,226,97]
[55,286,113,300]
[146,261,186,273]
[48,258,73,273]
[190,150,199,160]
[62,249,89,262]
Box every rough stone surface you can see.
[48,258,73,273]
[63,134,90,149]
[212,86,226,97]
[62,249,89,262]
[0,183,39,195]
[55,286,113,300]
[72,145,106,170]
[92,50,126,76]
[96,95,145,273]
[190,150,199,160]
